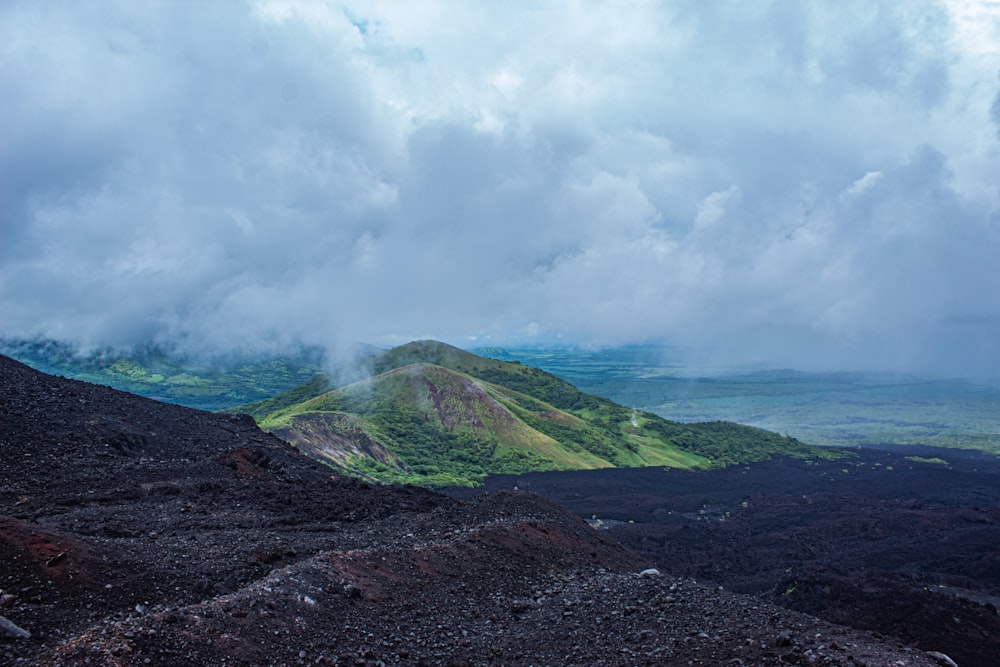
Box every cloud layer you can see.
[2,0,999,374]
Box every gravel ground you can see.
[1,355,948,666]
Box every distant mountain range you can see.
[230,340,839,487]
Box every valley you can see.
[477,346,1000,455]
[0,338,326,412]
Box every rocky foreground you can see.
[1,355,947,666]
[454,453,1000,667]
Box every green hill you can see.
[234,340,839,488]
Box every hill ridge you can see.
[234,341,840,487]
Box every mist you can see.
[2,1,998,377]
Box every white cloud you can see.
[842,171,884,201]
[1,0,998,375]
[695,187,741,230]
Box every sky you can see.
[2,0,999,375]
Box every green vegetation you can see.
[237,375,332,419]
[10,336,994,486]
[1,338,326,411]
[904,456,949,466]
[474,346,1000,457]
[638,419,841,466]
[16,336,992,487]
[233,340,839,488]
[11,338,996,459]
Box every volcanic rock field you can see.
[2,354,992,666]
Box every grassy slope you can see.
[257,363,625,487]
[238,341,837,488]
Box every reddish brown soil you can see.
[454,449,1000,667]
[1,355,948,666]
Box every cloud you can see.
[1,0,998,375]
[992,70,1000,140]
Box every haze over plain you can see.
[2,1,999,376]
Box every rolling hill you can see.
[234,340,839,487]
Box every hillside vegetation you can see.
[234,340,839,488]
[0,338,326,411]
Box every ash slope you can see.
[1,355,941,666]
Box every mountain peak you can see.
[373,339,480,374]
